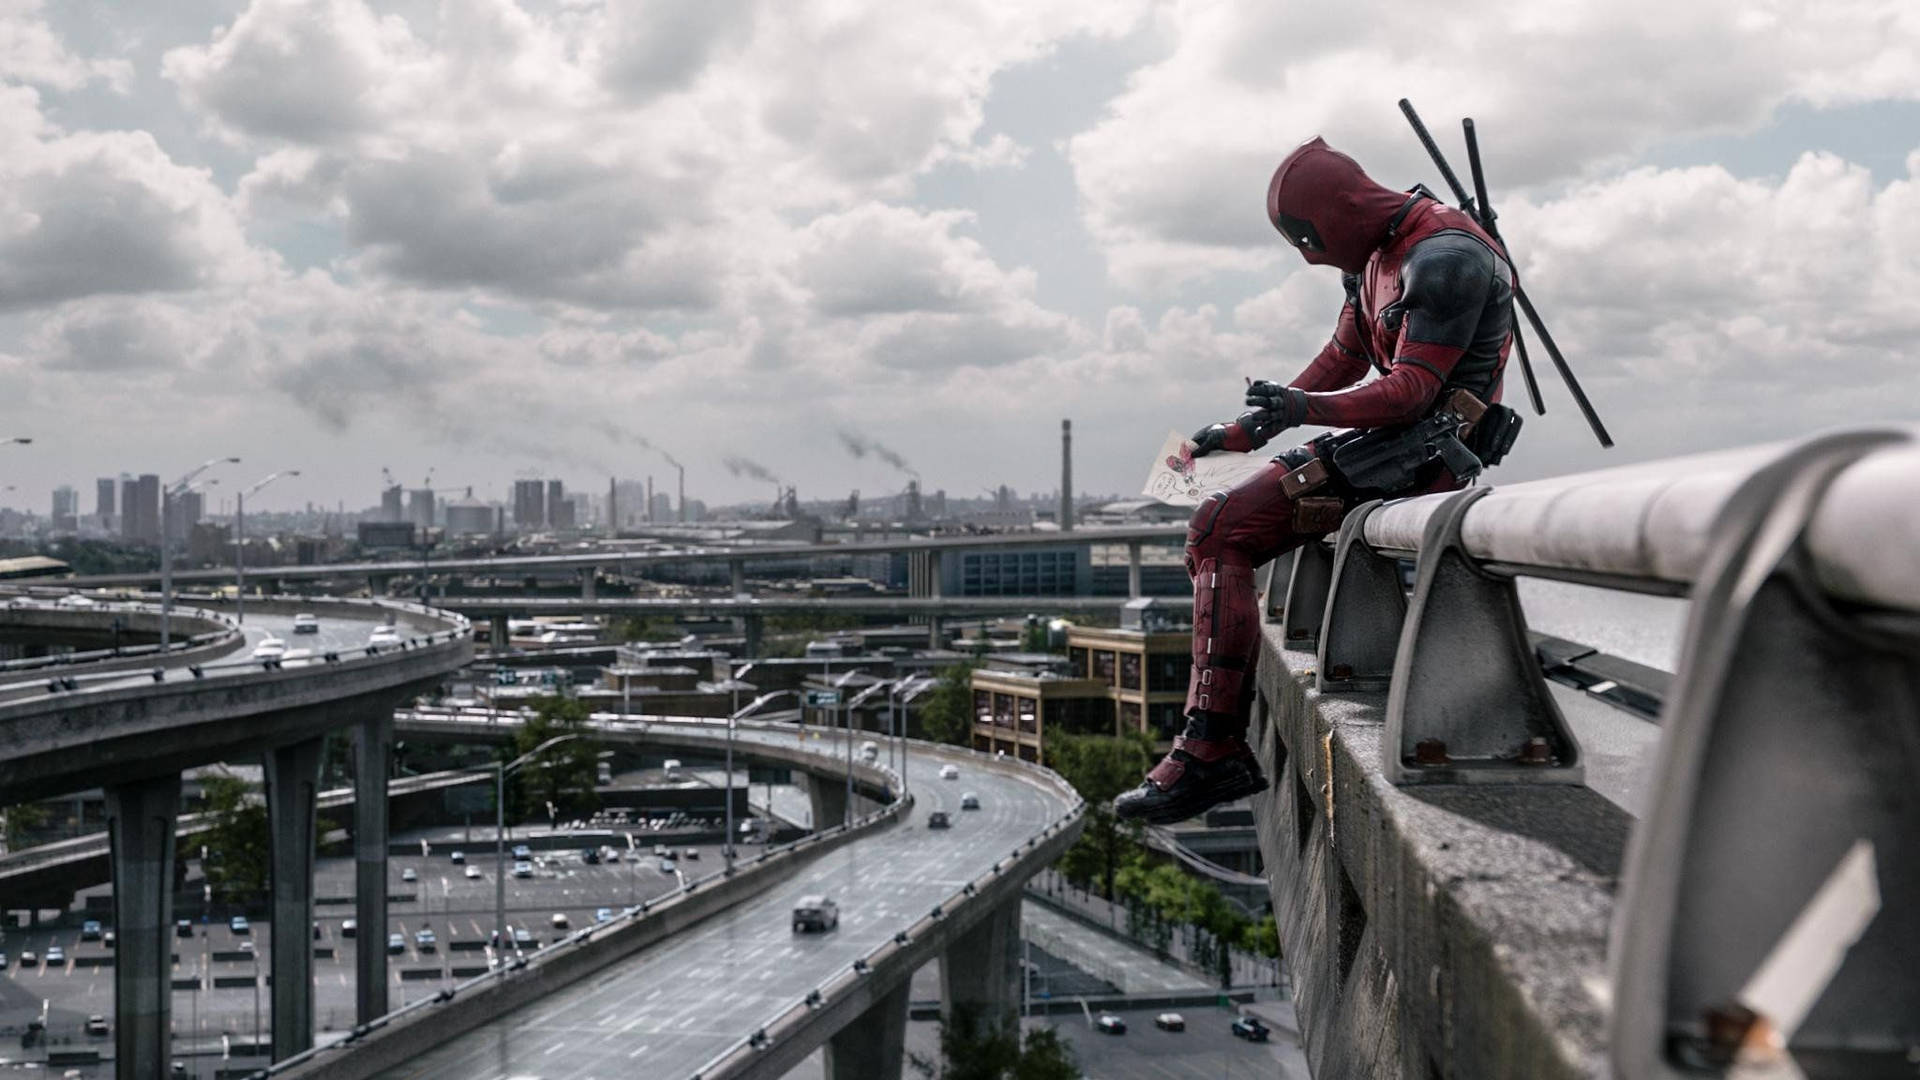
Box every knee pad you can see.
[1185,490,1231,574]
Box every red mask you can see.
[1266,137,1409,274]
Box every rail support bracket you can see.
[1280,540,1335,650]
[1317,500,1406,693]
[1610,428,1918,1078]
[1386,486,1582,785]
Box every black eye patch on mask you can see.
[1275,211,1324,252]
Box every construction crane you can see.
[380,467,397,489]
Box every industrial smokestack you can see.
[647,475,654,523]
[1060,418,1073,532]
[607,476,617,538]
[677,464,686,523]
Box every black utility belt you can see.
[1281,391,1523,498]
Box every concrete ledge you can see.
[273,792,913,1080]
[1250,622,1627,1079]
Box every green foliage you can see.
[765,611,860,632]
[197,774,269,903]
[614,615,682,642]
[509,695,602,820]
[917,660,980,747]
[908,1004,1081,1080]
[1240,915,1281,959]
[1045,732,1154,900]
[1,801,50,849]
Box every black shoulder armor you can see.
[1390,232,1508,349]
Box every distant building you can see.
[50,485,77,531]
[169,490,204,543]
[649,492,673,522]
[380,485,404,523]
[546,479,565,526]
[94,477,115,518]
[356,521,416,549]
[444,493,500,536]
[188,522,231,565]
[121,474,160,545]
[513,479,546,530]
[407,489,435,530]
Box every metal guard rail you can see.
[1270,425,1919,1076]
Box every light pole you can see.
[493,734,582,966]
[728,688,797,844]
[235,470,299,624]
[846,681,895,826]
[162,456,240,648]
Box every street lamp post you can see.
[161,456,240,649]
[235,470,299,625]
[493,734,582,966]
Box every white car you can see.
[250,635,287,660]
[291,613,319,634]
[55,593,96,609]
[464,865,483,879]
[939,764,959,780]
[368,624,401,647]
[401,868,417,883]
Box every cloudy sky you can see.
[1,0,1916,515]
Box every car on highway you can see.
[449,850,466,864]
[291,613,319,634]
[683,848,699,860]
[368,624,401,647]
[791,896,840,933]
[341,919,357,938]
[80,920,103,941]
[229,915,250,935]
[44,946,64,965]
[1230,1016,1270,1042]
[387,933,405,955]
[175,920,193,938]
[860,740,878,762]
[56,593,97,609]
[0,952,8,968]
[250,635,288,660]
[1096,1014,1127,1035]
[512,861,534,878]
[960,792,980,810]
[653,844,669,857]
[415,928,436,951]
[85,1016,109,1037]
[580,847,600,864]
[103,929,115,948]
[927,811,951,829]
[512,844,533,860]
[401,867,418,882]
[512,926,535,948]
[658,858,677,874]
[550,912,569,929]
[939,764,959,780]
[602,847,621,863]
[594,908,614,924]
[1154,1012,1185,1032]
[464,865,483,879]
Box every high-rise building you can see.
[444,491,500,536]
[380,485,404,523]
[50,486,78,531]
[546,480,565,527]
[170,489,204,542]
[121,474,160,545]
[95,478,115,518]
[513,479,546,530]
[649,492,673,522]
[407,489,435,530]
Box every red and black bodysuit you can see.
[1114,138,1517,825]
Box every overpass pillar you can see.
[489,612,510,647]
[353,712,392,1024]
[265,736,324,1061]
[105,773,180,1080]
[927,615,944,650]
[824,977,911,1080]
[729,558,745,595]
[580,567,598,600]
[927,550,943,599]
[1127,540,1143,599]
[941,896,1021,1027]
[743,614,763,658]
[367,573,389,597]
[806,772,847,831]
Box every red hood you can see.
[1266,137,1408,274]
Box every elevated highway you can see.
[270,715,1084,1080]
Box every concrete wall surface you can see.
[1251,622,1626,1079]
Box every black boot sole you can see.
[1113,766,1269,826]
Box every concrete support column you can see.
[926,550,943,599]
[265,737,324,1061]
[806,773,847,831]
[580,567,598,601]
[1127,540,1143,599]
[941,897,1021,1027]
[743,615,763,658]
[825,978,911,1080]
[729,559,746,595]
[489,612,510,647]
[367,574,388,597]
[353,713,392,1024]
[928,615,944,651]
[105,774,180,1080]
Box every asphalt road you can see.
[373,739,1071,1079]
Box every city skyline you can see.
[1,1,1916,515]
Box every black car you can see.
[1230,1016,1269,1042]
[581,847,600,865]
[927,811,951,829]
[1096,1014,1126,1035]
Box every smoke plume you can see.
[837,429,918,478]
[723,457,781,484]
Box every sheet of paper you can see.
[1141,429,1275,507]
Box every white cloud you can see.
[0,0,131,92]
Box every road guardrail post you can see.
[1316,500,1407,693]
[1279,539,1335,648]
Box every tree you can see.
[917,660,980,747]
[0,801,50,851]
[509,695,602,821]
[198,773,270,903]
[1045,732,1154,900]
[908,1003,1081,1080]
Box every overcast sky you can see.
[2,0,1916,515]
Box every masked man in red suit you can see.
[1114,138,1519,824]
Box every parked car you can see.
[939,764,959,780]
[175,920,193,938]
[658,858,677,874]
[512,861,534,878]
[44,946,64,965]
[0,952,9,968]
[386,933,405,955]
[312,922,322,940]
[415,928,436,951]
[601,847,621,863]
[550,912,569,929]
[927,811,951,829]
[449,850,466,864]
[85,1016,109,1037]
[653,844,669,857]
[229,915,250,935]
[594,907,614,924]
[341,919,357,938]
[511,844,533,859]
[17,950,36,967]
[401,867,418,882]
[1230,1016,1270,1042]
[80,920,103,941]
[291,613,320,634]
[683,848,699,860]
[250,636,287,661]
[792,896,840,933]
[580,847,600,865]
[464,865,483,880]
[1096,1014,1127,1035]
[511,926,534,948]
[960,792,980,810]
[102,930,115,948]
[368,624,401,647]
[1154,1012,1185,1032]
[237,940,254,956]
